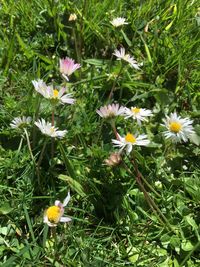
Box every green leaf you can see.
[121,29,132,47]
[59,175,86,198]
[0,202,13,215]
[184,215,198,231]
[181,240,194,251]
[83,59,106,66]
[189,133,200,146]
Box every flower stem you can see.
[37,138,48,168]
[110,119,119,140]
[24,128,41,185]
[51,106,55,159]
[24,128,36,165]
[131,156,175,233]
[108,63,124,102]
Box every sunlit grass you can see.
[0,0,200,266]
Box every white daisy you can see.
[112,132,150,154]
[96,103,126,118]
[162,112,195,143]
[113,48,140,69]
[124,107,152,125]
[44,192,72,227]
[35,119,67,139]
[110,17,128,27]
[10,116,32,129]
[32,80,75,105]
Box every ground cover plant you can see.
[0,0,200,266]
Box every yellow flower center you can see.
[46,206,62,223]
[50,127,55,134]
[131,107,140,114]
[169,122,182,133]
[53,89,59,98]
[125,133,136,143]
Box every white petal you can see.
[63,191,70,207]
[60,216,72,223]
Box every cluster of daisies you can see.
[97,103,195,155]
[10,57,80,139]
[9,16,196,227]
[10,57,81,227]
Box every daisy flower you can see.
[35,119,67,139]
[112,132,150,154]
[113,48,140,69]
[110,17,128,27]
[162,112,195,143]
[10,116,32,129]
[124,107,152,125]
[32,80,75,105]
[44,192,71,227]
[59,57,81,81]
[96,103,126,118]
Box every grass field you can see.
[0,0,200,266]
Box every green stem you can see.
[24,128,41,186]
[51,227,58,266]
[107,63,124,102]
[110,119,119,139]
[131,157,175,233]
[37,138,48,168]
[24,128,36,165]
[123,162,161,198]
[59,142,76,180]
[51,106,55,159]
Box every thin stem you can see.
[24,128,41,186]
[37,138,48,168]
[108,63,124,102]
[24,128,36,165]
[51,106,55,159]
[51,227,58,266]
[52,108,55,126]
[122,161,161,198]
[110,119,119,140]
[131,157,175,233]
[73,27,81,67]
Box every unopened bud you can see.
[104,153,121,167]
[69,14,77,21]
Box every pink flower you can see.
[59,57,81,81]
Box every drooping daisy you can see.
[32,80,75,105]
[44,192,72,227]
[96,103,126,118]
[113,48,140,69]
[162,112,195,143]
[35,119,67,139]
[112,132,150,154]
[10,116,32,129]
[124,107,152,125]
[59,57,81,81]
[110,17,128,27]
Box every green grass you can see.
[0,0,200,266]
